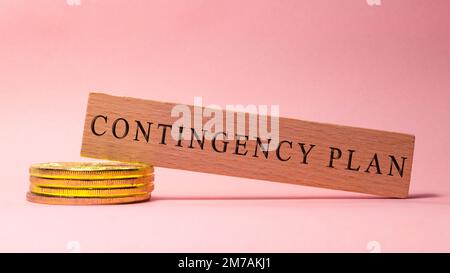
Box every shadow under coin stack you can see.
[26,162,154,205]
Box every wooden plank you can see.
[81,92,415,198]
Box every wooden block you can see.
[81,92,415,198]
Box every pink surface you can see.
[1,0,450,252]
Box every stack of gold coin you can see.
[26,162,154,205]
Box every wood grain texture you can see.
[81,93,415,198]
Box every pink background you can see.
[1,0,450,252]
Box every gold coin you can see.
[26,192,151,205]
[29,175,154,189]
[30,183,154,198]
[30,162,153,180]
